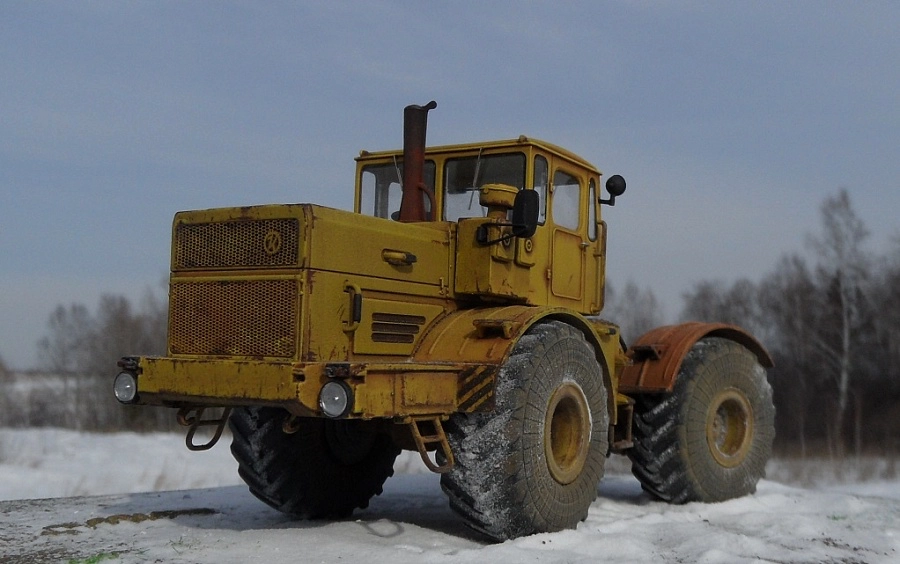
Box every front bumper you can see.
[116,356,497,419]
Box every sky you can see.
[1,1,898,370]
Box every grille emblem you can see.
[174,219,299,269]
[263,230,283,255]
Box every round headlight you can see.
[318,380,352,418]
[114,372,138,404]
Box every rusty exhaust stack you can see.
[398,100,437,222]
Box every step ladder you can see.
[406,416,455,473]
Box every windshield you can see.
[443,153,526,222]
[359,161,435,219]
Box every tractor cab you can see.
[355,135,623,315]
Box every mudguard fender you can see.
[413,305,618,413]
[619,322,773,394]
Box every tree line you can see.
[610,189,900,458]
[3,189,897,458]
[677,190,900,458]
[0,290,176,431]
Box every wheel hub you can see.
[544,382,592,485]
[706,388,754,468]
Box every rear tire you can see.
[440,321,609,541]
[628,337,775,503]
[229,407,400,518]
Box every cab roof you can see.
[356,135,601,176]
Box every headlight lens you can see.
[318,380,352,418]
[114,372,138,404]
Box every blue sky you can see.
[1,1,898,369]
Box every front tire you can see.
[440,321,609,541]
[628,337,775,503]
[229,407,400,518]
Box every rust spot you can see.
[620,322,772,393]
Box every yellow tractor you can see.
[115,102,775,541]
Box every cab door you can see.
[549,168,587,308]
[585,178,604,314]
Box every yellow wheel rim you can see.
[544,382,592,485]
[706,388,754,468]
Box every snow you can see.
[1,428,899,563]
[0,429,242,500]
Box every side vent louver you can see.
[370,312,427,344]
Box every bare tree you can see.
[37,304,94,374]
[33,289,169,431]
[806,189,871,457]
[604,280,665,344]
[38,293,166,376]
[875,236,900,377]
[679,280,726,322]
[36,303,96,426]
[680,278,765,337]
[868,236,900,454]
[758,254,821,456]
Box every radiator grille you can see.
[169,279,297,358]
[174,219,299,269]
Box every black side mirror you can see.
[600,174,626,206]
[511,189,539,238]
[476,189,540,245]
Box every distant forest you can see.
[606,189,900,459]
[2,189,897,459]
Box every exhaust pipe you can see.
[398,101,437,222]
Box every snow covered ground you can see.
[1,428,899,563]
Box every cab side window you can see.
[552,170,581,230]
[360,161,435,219]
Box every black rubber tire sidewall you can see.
[628,337,775,503]
[229,407,400,519]
[440,320,609,540]
[676,337,775,501]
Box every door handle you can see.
[343,282,362,332]
[382,249,418,266]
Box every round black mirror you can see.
[606,174,626,197]
[600,174,626,206]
